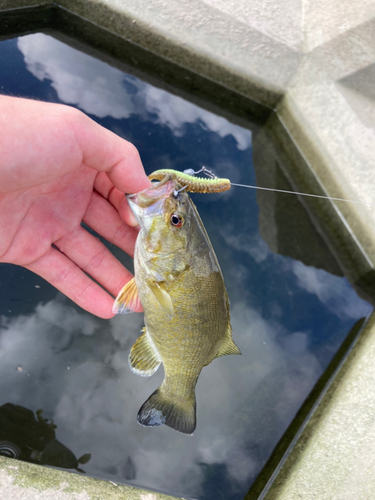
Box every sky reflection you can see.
[17,33,251,151]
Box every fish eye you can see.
[170,212,184,228]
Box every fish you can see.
[113,172,240,434]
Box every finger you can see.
[83,191,139,256]
[71,112,152,194]
[26,247,117,319]
[94,172,123,208]
[54,225,139,305]
[93,172,138,227]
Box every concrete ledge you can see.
[0,455,180,500]
[262,311,375,500]
[253,113,375,306]
[0,0,304,108]
[277,54,375,269]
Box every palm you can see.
[5,168,96,264]
[1,166,139,318]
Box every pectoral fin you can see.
[147,280,174,318]
[216,324,241,358]
[129,327,161,377]
[112,278,141,314]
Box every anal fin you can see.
[129,328,161,377]
[216,324,241,358]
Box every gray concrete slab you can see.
[0,0,304,108]
[55,0,302,107]
[304,0,375,51]
[277,58,375,273]
[0,455,181,500]
[262,311,375,500]
[277,56,375,261]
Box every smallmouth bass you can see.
[113,172,240,434]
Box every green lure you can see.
[148,169,231,194]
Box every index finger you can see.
[70,109,152,194]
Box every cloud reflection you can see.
[0,295,325,498]
[292,261,371,319]
[220,229,270,263]
[17,33,251,151]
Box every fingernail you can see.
[127,211,139,227]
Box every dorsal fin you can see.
[112,278,141,314]
[129,328,161,377]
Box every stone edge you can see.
[0,455,181,500]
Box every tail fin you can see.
[137,387,196,435]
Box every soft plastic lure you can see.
[148,167,231,194]
[149,167,374,207]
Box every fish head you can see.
[127,179,191,254]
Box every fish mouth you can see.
[127,179,179,223]
[128,180,177,208]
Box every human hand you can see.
[0,95,152,318]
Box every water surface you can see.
[0,33,372,500]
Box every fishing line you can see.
[187,167,374,207]
[230,183,375,206]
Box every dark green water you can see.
[0,33,372,500]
